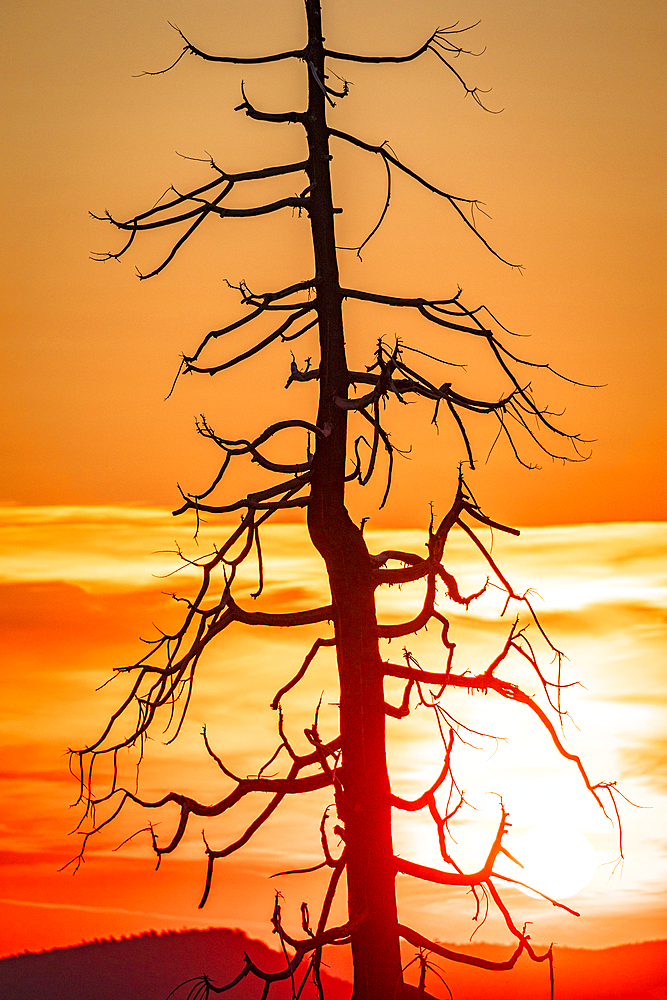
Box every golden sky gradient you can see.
[0,0,666,972]
[0,508,666,960]
[1,0,666,525]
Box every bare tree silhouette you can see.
[69,4,623,998]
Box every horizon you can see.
[3,923,667,1000]
[4,921,667,960]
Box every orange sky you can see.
[1,509,666,963]
[1,0,666,972]
[1,0,665,524]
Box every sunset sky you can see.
[1,0,666,973]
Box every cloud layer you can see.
[1,508,665,955]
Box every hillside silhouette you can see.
[0,927,351,1000]
[1,928,665,999]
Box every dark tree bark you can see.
[304,5,403,996]
[71,5,624,1000]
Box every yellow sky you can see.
[1,0,666,524]
[0,508,666,958]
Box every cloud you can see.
[0,581,177,650]
[0,770,70,784]
[606,693,667,706]
[2,510,667,951]
[247,584,326,612]
[534,600,667,637]
[0,896,214,924]
[620,738,667,792]
[0,851,69,867]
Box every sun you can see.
[498,824,599,900]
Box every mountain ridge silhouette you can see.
[0,926,349,1000]
[1,927,665,999]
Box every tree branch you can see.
[331,134,516,266]
[140,23,307,74]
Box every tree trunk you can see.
[304,3,404,998]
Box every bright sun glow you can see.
[403,804,599,903]
[498,825,599,900]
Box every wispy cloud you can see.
[1,509,666,952]
[621,738,667,793]
[0,770,70,784]
[0,897,215,925]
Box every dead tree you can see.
[70,4,623,998]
